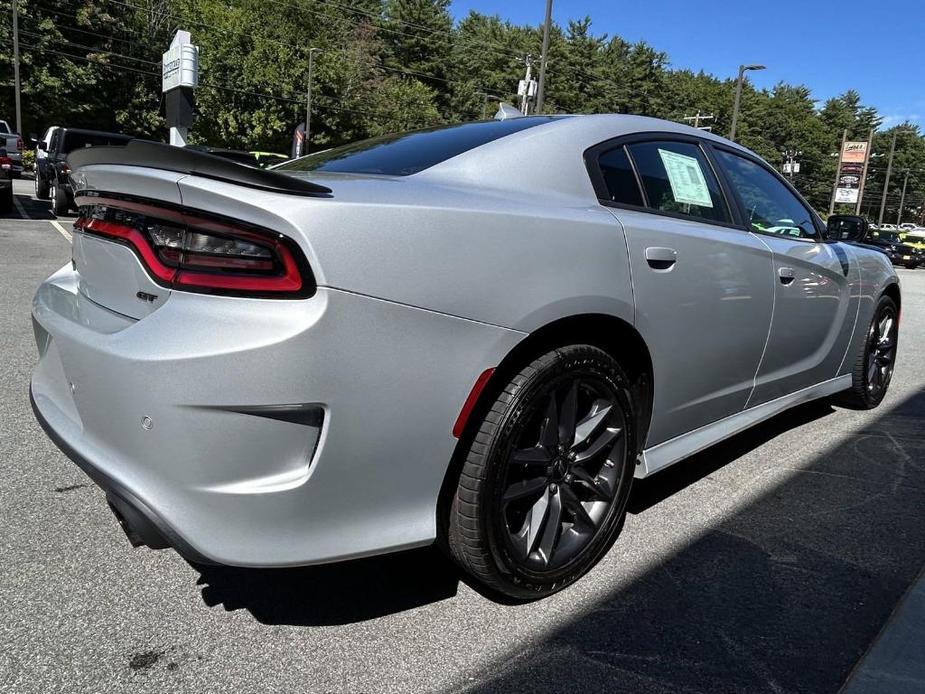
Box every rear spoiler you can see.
[67,139,332,197]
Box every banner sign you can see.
[835,141,868,204]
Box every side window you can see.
[627,141,730,223]
[49,130,59,153]
[715,150,817,240]
[597,145,644,206]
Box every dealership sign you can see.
[835,141,869,204]
[162,31,199,93]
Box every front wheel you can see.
[446,345,636,600]
[841,294,898,409]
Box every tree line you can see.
[1,0,923,221]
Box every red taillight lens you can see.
[0,156,10,170]
[60,163,71,175]
[74,201,314,298]
[16,137,23,151]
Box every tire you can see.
[446,344,636,600]
[34,171,49,200]
[51,181,68,216]
[840,294,898,409]
[0,185,12,214]
[904,263,918,270]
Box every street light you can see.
[728,63,765,141]
[304,47,321,156]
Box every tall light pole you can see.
[728,63,765,141]
[304,47,321,156]
[534,0,553,114]
[11,0,22,135]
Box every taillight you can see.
[60,163,71,175]
[0,156,10,170]
[73,199,314,298]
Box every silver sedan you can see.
[31,115,900,599]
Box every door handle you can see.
[778,267,796,285]
[645,246,677,270]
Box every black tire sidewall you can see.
[860,295,898,407]
[478,346,636,597]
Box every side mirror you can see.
[826,215,868,243]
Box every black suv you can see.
[866,230,922,269]
[35,128,133,216]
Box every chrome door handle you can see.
[645,246,677,270]
[778,267,796,285]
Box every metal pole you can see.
[728,65,745,141]
[855,129,874,215]
[877,130,897,228]
[12,0,22,135]
[534,0,553,114]
[896,170,909,226]
[828,128,848,217]
[305,48,318,155]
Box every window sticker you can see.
[657,148,714,208]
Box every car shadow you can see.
[191,545,460,626]
[189,399,848,626]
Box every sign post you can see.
[832,139,868,208]
[162,30,199,147]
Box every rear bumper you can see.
[30,387,214,564]
[31,263,523,566]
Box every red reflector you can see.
[453,368,495,438]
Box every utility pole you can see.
[896,170,909,226]
[683,112,715,131]
[855,129,874,215]
[877,130,898,228]
[534,0,553,114]
[11,0,22,135]
[519,55,534,115]
[828,128,848,217]
[304,47,320,156]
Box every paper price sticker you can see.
[658,148,714,208]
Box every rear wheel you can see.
[51,181,68,216]
[841,294,898,409]
[34,170,49,200]
[447,345,636,600]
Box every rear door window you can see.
[627,141,730,223]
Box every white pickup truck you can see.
[0,120,22,176]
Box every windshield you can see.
[62,131,132,154]
[876,231,902,243]
[277,117,565,176]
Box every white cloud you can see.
[881,113,921,127]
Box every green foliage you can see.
[1,0,922,221]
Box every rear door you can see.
[711,147,858,405]
[588,137,775,446]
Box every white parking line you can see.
[50,220,72,242]
[12,195,29,220]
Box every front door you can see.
[712,149,858,406]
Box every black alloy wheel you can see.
[864,303,897,400]
[842,294,898,409]
[447,344,636,600]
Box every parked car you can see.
[867,230,923,268]
[898,223,917,231]
[34,127,133,215]
[31,116,900,600]
[251,151,289,168]
[186,145,259,167]
[0,119,23,176]
[0,147,13,213]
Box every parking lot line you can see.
[49,220,72,242]
[12,194,30,220]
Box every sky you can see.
[450,0,925,128]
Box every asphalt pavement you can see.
[2,177,924,693]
